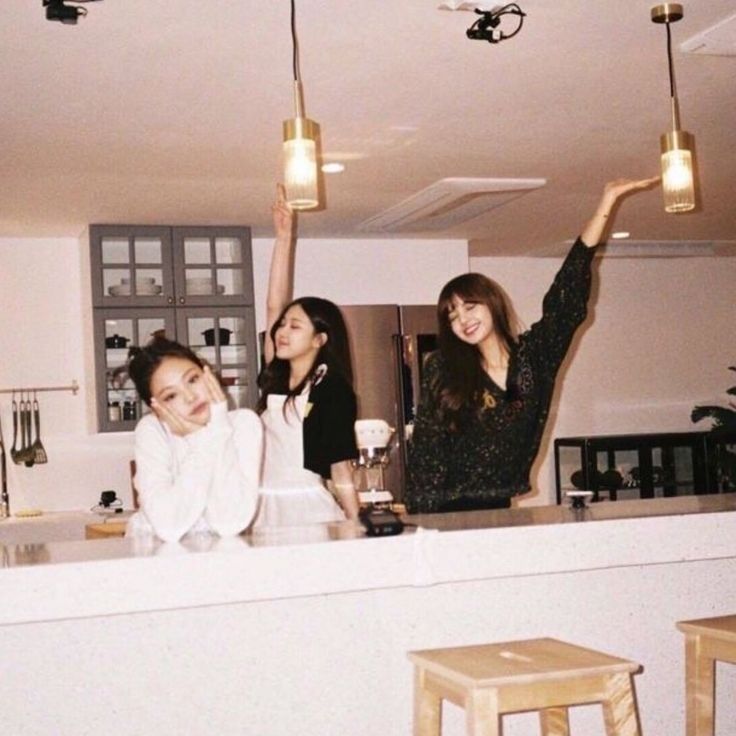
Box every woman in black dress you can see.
[405,177,659,514]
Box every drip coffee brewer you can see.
[353,419,404,536]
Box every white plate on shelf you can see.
[108,284,162,297]
[187,284,226,295]
[121,276,155,285]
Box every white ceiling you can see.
[2,0,735,256]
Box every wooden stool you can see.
[676,615,736,736]
[408,637,642,736]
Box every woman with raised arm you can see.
[126,337,262,542]
[254,185,360,527]
[405,177,660,514]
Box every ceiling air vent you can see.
[681,12,736,56]
[357,177,546,233]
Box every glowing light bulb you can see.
[283,118,319,210]
[660,131,695,214]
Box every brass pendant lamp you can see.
[651,3,696,213]
[283,0,320,210]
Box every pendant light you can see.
[283,0,320,210]
[651,3,696,213]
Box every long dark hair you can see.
[257,296,353,414]
[435,273,519,428]
[127,336,205,406]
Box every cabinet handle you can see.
[178,297,186,305]
[167,296,174,305]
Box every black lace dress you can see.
[405,238,596,514]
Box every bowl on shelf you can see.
[186,280,226,296]
[202,328,232,346]
[108,283,162,296]
[105,334,130,349]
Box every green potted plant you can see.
[691,366,736,491]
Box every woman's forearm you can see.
[331,460,360,520]
[580,191,619,247]
[264,185,295,365]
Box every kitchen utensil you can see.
[0,413,9,517]
[105,334,130,349]
[13,396,28,466]
[9,396,19,464]
[202,328,232,346]
[23,398,35,468]
[31,395,48,465]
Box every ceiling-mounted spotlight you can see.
[43,0,102,25]
[466,3,526,44]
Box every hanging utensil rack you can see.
[0,380,79,396]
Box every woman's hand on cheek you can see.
[202,365,226,404]
[151,398,202,437]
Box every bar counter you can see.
[1,494,735,735]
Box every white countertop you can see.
[1,494,735,627]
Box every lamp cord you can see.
[665,21,676,99]
[290,0,300,83]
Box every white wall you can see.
[0,234,468,513]
[470,250,736,505]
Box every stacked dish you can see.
[108,276,162,297]
[186,276,225,295]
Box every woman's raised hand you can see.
[601,177,661,205]
[581,176,661,247]
[272,183,294,241]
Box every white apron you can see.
[254,392,345,529]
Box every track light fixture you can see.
[43,0,102,25]
[466,3,526,44]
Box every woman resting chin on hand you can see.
[125,336,262,543]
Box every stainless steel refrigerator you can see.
[339,304,437,502]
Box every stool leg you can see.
[539,707,570,736]
[465,687,500,736]
[684,634,715,736]
[601,672,641,736]
[414,668,442,736]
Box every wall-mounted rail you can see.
[0,380,79,396]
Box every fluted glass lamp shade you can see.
[660,129,695,213]
[283,117,319,210]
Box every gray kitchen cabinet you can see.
[89,225,257,433]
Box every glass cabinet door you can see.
[172,227,253,307]
[90,225,175,308]
[176,307,258,410]
[93,309,176,432]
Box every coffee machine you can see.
[353,419,404,536]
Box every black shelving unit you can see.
[554,430,736,504]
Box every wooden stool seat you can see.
[676,614,736,736]
[408,637,642,736]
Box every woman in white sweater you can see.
[125,337,262,542]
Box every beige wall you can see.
[470,249,736,504]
